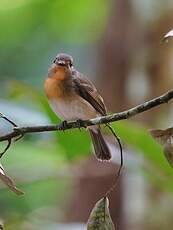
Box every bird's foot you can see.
[76,119,87,130]
[59,120,68,131]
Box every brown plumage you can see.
[44,53,111,161]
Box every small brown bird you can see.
[44,53,111,161]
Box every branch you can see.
[0,89,173,143]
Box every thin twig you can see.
[0,89,173,142]
[0,139,11,158]
[105,124,123,196]
[0,112,17,127]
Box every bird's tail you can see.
[89,127,111,161]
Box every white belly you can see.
[49,97,97,121]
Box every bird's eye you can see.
[69,62,72,67]
[53,58,57,64]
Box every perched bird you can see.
[44,53,111,161]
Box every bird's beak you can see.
[57,60,66,66]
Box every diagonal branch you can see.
[0,89,173,143]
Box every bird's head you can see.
[53,53,73,69]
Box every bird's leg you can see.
[58,120,68,131]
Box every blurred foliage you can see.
[1,79,173,227]
[0,0,110,86]
[112,122,173,192]
[0,138,71,220]
[1,79,173,222]
[0,0,111,223]
[1,0,173,229]
[0,0,109,45]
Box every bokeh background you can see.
[1,0,173,229]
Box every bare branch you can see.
[0,89,173,195]
[0,89,173,143]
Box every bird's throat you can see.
[44,66,72,99]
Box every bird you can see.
[44,53,111,161]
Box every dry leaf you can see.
[150,128,173,145]
[87,197,115,230]
[150,128,173,168]
[0,164,24,195]
[163,29,173,42]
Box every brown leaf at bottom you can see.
[0,165,24,195]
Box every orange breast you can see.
[44,66,69,99]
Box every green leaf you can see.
[87,197,115,230]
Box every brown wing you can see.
[72,70,107,116]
